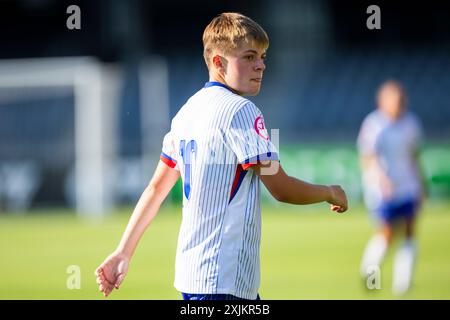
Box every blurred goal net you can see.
[0,57,121,217]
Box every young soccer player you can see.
[95,12,348,300]
[358,80,425,295]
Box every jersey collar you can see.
[204,81,235,93]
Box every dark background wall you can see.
[0,0,449,207]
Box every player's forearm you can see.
[115,185,165,260]
[275,175,332,205]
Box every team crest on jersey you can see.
[254,115,269,140]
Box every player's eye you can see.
[245,55,255,61]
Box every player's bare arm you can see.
[253,161,348,213]
[95,161,180,297]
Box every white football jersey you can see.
[160,82,279,299]
[357,109,423,210]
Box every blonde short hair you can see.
[202,12,269,68]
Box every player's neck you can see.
[209,72,226,85]
[208,75,238,95]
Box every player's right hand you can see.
[95,251,129,297]
[327,185,348,213]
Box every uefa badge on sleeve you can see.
[254,115,269,140]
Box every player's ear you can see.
[212,55,226,74]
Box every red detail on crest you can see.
[254,115,269,140]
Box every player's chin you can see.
[245,83,262,96]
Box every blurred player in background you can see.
[358,80,425,295]
[95,12,348,300]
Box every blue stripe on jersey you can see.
[161,152,177,163]
[229,165,248,203]
[243,152,279,165]
[160,152,177,168]
[204,81,234,93]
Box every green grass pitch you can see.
[0,201,449,299]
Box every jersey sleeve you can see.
[226,102,279,170]
[357,115,377,156]
[160,131,179,171]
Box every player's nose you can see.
[254,58,265,71]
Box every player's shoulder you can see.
[366,109,382,120]
[403,111,424,135]
[213,87,255,110]
[361,109,382,127]
[206,87,260,119]
[232,96,259,115]
[170,88,205,123]
[172,86,260,126]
